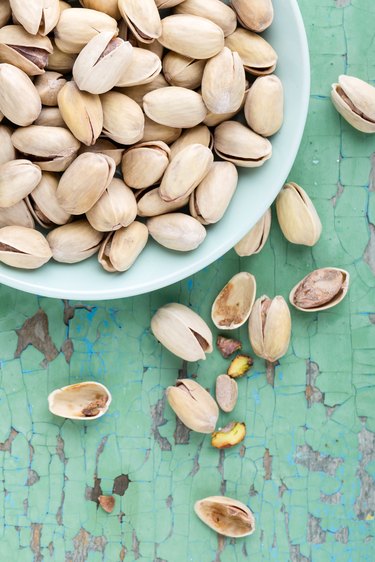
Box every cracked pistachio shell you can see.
[141,116,181,144]
[73,32,133,95]
[202,47,245,115]
[58,81,103,146]
[163,52,205,90]
[166,379,218,433]
[143,87,207,129]
[155,0,186,7]
[34,72,67,106]
[57,153,116,215]
[122,141,170,189]
[0,63,41,126]
[48,382,111,420]
[175,0,237,37]
[159,15,224,60]
[248,295,291,362]
[118,0,161,44]
[54,8,118,54]
[160,144,213,202]
[26,171,71,228]
[214,121,272,167]
[331,75,375,134]
[34,107,65,127]
[86,177,137,232]
[232,0,274,33]
[0,1,11,27]
[101,91,144,145]
[0,159,42,207]
[79,0,121,19]
[0,225,52,269]
[225,28,277,76]
[0,125,16,165]
[98,221,148,273]
[194,496,255,537]
[245,75,284,137]
[190,161,237,225]
[0,25,53,75]
[0,200,34,229]
[46,219,104,263]
[117,74,169,108]
[215,375,238,413]
[137,187,189,218]
[234,208,271,256]
[79,139,124,166]
[116,47,161,88]
[289,268,350,312]
[11,125,80,172]
[276,182,322,246]
[46,40,76,73]
[151,302,213,361]
[148,213,206,251]
[212,272,256,330]
[10,0,60,36]
[170,125,212,160]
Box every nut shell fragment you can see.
[48,381,111,420]
[98,495,115,513]
[216,336,242,359]
[194,496,255,538]
[289,268,349,312]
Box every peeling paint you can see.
[15,309,58,366]
[151,397,172,451]
[295,444,344,476]
[263,449,273,480]
[113,474,131,496]
[364,224,375,276]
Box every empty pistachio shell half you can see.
[147,213,206,252]
[234,208,272,257]
[0,226,52,269]
[225,28,277,76]
[289,268,350,312]
[215,375,238,413]
[232,0,274,33]
[244,75,284,137]
[276,182,322,246]
[98,221,148,273]
[248,295,291,362]
[331,75,375,134]
[48,381,111,420]
[211,421,246,449]
[211,272,256,330]
[151,302,213,362]
[214,121,272,167]
[174,0,237,37]
[194,496,255,538]
[166,379,219,433]
[118,0,162,44]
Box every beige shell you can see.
[101,91,145,145]
[122,141,170,189]
[245,75,284,137]
[46,219,104,263]
[0,25,53,75]
[212,272,256,330]
[34,72,67,107]
[215,375,238,413]
[78,139,124,166]
[46,40,76,73]
[0,1,11,27]
[0,159,42,208]
[117,74,169,108]
[166,379,219,433]
[225,28,277,76]
[331,75,375,134]
[232,0,274,33]
[234,208,271,256]
[79,0,121,19]
[118,0,161,44]
[163,52,205,90]
[98,221,149,272]
[0,200,35,229]
[0,225,52,269]
[194,496,255,538]
[155,0,186,7]
[143,86,207,128]
[137,187,189,218]
[116,48,162,88]
[10,0,60,36]
[289,268,350,312]
[148,213,206,251]
[175,0,237,37]
[0,63,41,126]
[33,107,65,127]
[0,125,16,166]
[48,382,111,420]
[248,295,291,362]
[169,124,213,160]
[86,177,137,232]
[214,121,272,167]
[26,171,71,228]
[141,117,181,144]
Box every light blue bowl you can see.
[0,0,310,300]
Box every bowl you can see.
[0,0,310,300]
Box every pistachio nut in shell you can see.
[215,375,238,413]
[86,177,137,232]
[163,52,205,90]
[331,75,375,134]
[232,0,274,33]
[46,220,104,264]
[115,47,161,88]
[79,0,121,19]
[235,208,271,257]
[248,295,291,362]
[141,116,181,144]
[26,171,71,228]
[0,63,41,126]
[151,302,213,362]
[0,159,42,208]
[79,138,124,166]
[166,379,218,433]
[0,200,35,229]
[48,382,111,420]
[148,213,206,252]
[143,87,207,129]
[212,272,256,330]
[0,125,16,166]
[0,1,11,27]
[0,225,52,269]
[289,268,350,312]
[155,0,188,7]
[117,74,169,108]
[58,81,103,146]
[211,421,246,449]
[137,188,189,218]
[201,47,245,114]
[190,161,238,225]
[245,75,284,137]
[46,40,76,73]
[98,221,148,273]
[160,144,213,203]
[276,182,322,246]
[194,496,255,538]
[214,121,272,167]
[101,91,144,145]
[10,0,60,36]
[225,28,277,76]
[57,153,116,215]
[34,107,65,128]
[122,141,170,190]
[175,0,237,38]
[159,15,224,60]
[0,25,53,75]
[170,124,212,160]
[118,0,161,44]
[34,72,67,107]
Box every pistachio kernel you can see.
[216,335,242,359]
[227,354,253,378]
[212,421,246,449]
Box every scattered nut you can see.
[227,354,253,378]
[194,495,255,538]
[215,374,238,412]
[216,335,242,358]
[211,421,246,448]
[98,495,115,513]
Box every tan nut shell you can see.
[155,0,186,7]
[331,75,375,134]
[46,40,76,73]
[215,375,238,413]
[170,125,212,160]
[148,213,206,252]
[0,63,41,126]
[212,272,256,330]
[234,208,271,256]
[116,47,162,88]
[10,0,60,36]
[289,267,350,312]
[48,382,111,420]
[0,200,35,229]
[101,91,144,145]
[141,117,181,144]
[175,0,237,37]
[194,496,255,538]
[78,139,124,166]
[0,225,52,269]
[46,219,104,263]
[163,52,205,90]
[79,0,121,19]
[117,74,169,108]
[248,295,291,362]
[86,177,137,232]
[0,25,53,76]
[26,171,71,228]
[0,1,11,28]
[225,28,277,76]
[118,0,161,43]
[137,187,189,218]
[166,379,218,433]
[232,0,274,33]
[143,87,207,129]
[245,75,284,137]
[122,141,170,190]
[0,159,42,208]
[33,107,65,127]
[0,125,16,166]
[98,221,148,273]
[214,121,272,167]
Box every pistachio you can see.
[101,91,144,145]
[10,0,60,36]
[232,0,274,33]
[148,213,206,252]
[26,171,71,228]
[175,0,237,37]
[0,125,16,166]
[225,28,277,76]
[214,121,272,167]
[212,421,246,449]
[0,159,42,207]
[234,208,271,257]
[46,40,76,73]
[151,302,213,362]
[194,496,255,538]
[141,116,181,144]
[34,72,66,106]
[203,108,239,128]
[170,124,212,160]
[137,187,189,218]
[227,354,253,378]
[244,75,284,137]
[166,379,219,433]
[117,74,169,108]
[59,1,71,12]
[155,0,187,7]
[211,272,256,330]
[98,495,115,513]
[216,336,242,359]
[122,141,170,189]
[0,63,41,126]
[276,182,322,246]
[86,177,137,232]
[331,75,375,134]
[79,0,121,20]
[48,381,111,420]
[115,47,161,88]
[159,15,224,60]
[118,0,161,44]
[202,47,245,114]
[78,138,124,166]
[0,25,53,75]
[98,221,148,273]
[215,375,238,413]
[289,268,350,312]
[163,52,205,90]
[0,200,35,229]
[0,225,52,269]
[248,295,291,362]
[34,107,65,128]
[46,219,104,263]
[0,1,11,28]
[143,86,207,128]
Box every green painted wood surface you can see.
[0,1,375,560]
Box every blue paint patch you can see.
[187,279,193,291]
